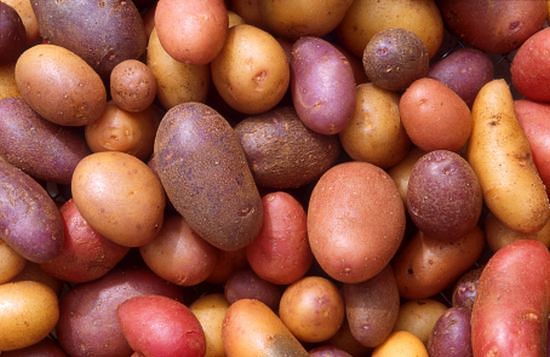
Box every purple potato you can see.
[0,2,26,64]
[452,267,483,310]
[224,268,282,310]
[428,307,473,357]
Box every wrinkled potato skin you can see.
[467,79,550,233]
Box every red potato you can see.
[471,240,550,357]
[206,249,247,284]
[118,295,206,357]
[246,192,312,285]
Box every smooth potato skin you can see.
[0,97,89,184]
[31,0,146,77]
[0,158,63,263]
[393,299,448,345]
[224,268,282,310]
[452,268,482,310]
[0,239,25,284]
[308,161,405,283]
[471,240,550,357]
[189,294,229,357]
[467,79,550,233]
[0,337,68,357]
[154,102,263,251]
[0,2,26,64]
[235,106,340,189]
[427,307,473,357]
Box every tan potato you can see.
[0,63,19,99]
[223,299,308,356]
[485,212,550,251]
[1,0,39,44]
[146,28,209,109]
[388,148,424,204]
[0,239,25,284]
[337,0,444,59]
[393,228,485,299]
[110,59,157,113]
[228,10,244,28]
[393,299,448,345]
[0,281,59,351]
[211,24,289,114]
[259,0,353,38]
[71,151,165,247]
[467,79,550,233]
[15,44,107,126]
[229,0,262,27]
[372,330,428,357]
[339,83,410,168]
[190,293,229,357]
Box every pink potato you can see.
[118,295,206,357]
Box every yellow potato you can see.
[0,240,25,284]
[372,330,428,357]
[0,281,59,351]
[467,79,550,233]
[0,63,20,99]
[485,212,550,251]
[393,299,448,345]
[190,294,229,357]
[388,148,424,204]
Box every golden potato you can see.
[0,240,25,284]
[190,293,229,357]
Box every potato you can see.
[291,36,356,135]
[56,268,182,357]
[467,79,550,233]
[1,337,67,357]
[110,59,157,113]
[258,0,353,38]
[31,0,146,77]
[235,106,340,189]
[406,150,482,241]
[485,212,550,251]
[343,266,400,348]
[279,276,345,343]
[227,10,244,28]
[309,346,353,357]
[189,294,229,357]
[71,151,166,247]
[399,78,472,152]
[388,148,424,204]
[0,97,89,184]
[329,320,372,357]
[222,299,308,356]
[428,47,494,106]
[211,24,289,115]
[246,192,312,285]
[372,330,428,357]
[339,83,410,168]
[0,281,59,351]
[155,0,227,65]
[1,0,38,44]
[0,63,19,99]
[337,0,444,59]
[308,161,405,283]
[153,102,263,251]
[439,0,547,54]
[0,2,26,64]
[224,268,282,310]
[146,28,209,109]
[362,28,429,92]
[0,158,63,263]
[118,295,206,357]
[206,249,247,284]
[393,299,448,345]
[393,228,484,299]
[0,239,25,284]
[140,214,218,286]
[11,263,62,296]
[452,267,482,310]
[515,99,550,191]
[427,307,473,357]
[471,240,550,356]
[15,44,107,126]
[39,199,129,284]
[85,102,161,161]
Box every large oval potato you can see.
[31,0,146,77]
[15,44,106,126]
[154,102,263,251]
[308,161,405,283]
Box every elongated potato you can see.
[467,79,550,233]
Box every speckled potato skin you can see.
[31,0,146,77]
[0,158,63,263]
[0,97,89,184]
[235,106,340,189]
[154,102,263,251]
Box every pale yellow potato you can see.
[467,79,550,233]
[228,10,244,28]
[0,240,25,284]
[190,293,229,357]
[0,63,19,99]
[388,148,424,204]
[393,299,447,345]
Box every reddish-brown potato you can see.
[246,192,312,285]
[308,161,405,283]
[0,2,26,64]
[110,59,157,113]
[11,263,63,296]
[224,268,282,310]
[206,249,248,284]
[0,337,68,357]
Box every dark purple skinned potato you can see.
[0,337,68,357]
[290,36,356,135]
[452,267,483,310]
[224,268,282,310]
[0,2,26,64]
[427,307,473,357]
[0,158,63,263]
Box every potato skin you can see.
[372,330,428,357]
[110,59,157,113]
[224,268,282,310]
[0,337,67,357]
[223,299,309,356]
[189,294,229,357]
[0,281,59,352]
[0,239,25,284]
[485,212,550,251]
[471,240,550,357]
[0,158,63,263]
[0,97,89,184]
[0,2,26,64]
[154,102,263,251]
[308,161,405,283]
[427,307,473,357]
[31,0,146,77]
[393,299,448,345]
[235,106,340,189]
[467,79,550,233]
[452,267,482,310]
[343,266,400,348]
[15,44,107,126]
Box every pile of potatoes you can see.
[0,0,550,356]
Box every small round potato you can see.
[110,59,157,113]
